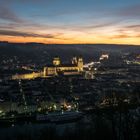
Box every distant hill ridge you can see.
[0,42,140,64]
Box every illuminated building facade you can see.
[99,54,109,61]
[44,57,84,76]
[12,57,84,79]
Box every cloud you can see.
[0,24,16,29]
[114,24,140,36]
[82,22,117,29]
[0,30,60,39]
[110,34,132,39]
[0,5,23,23]
[0,29,78,42]
[126,25,140,28]
[111,34,140,39]
[124,24,140,32]
[117,4,140,17]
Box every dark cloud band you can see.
[0,30,57,38]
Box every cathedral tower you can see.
[53,57,61,66]
[77,57,83,71]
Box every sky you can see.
[0,0,140,45]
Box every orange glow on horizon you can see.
[0,34,140,45]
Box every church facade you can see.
[43,57,84,76]
[12,57,84,80]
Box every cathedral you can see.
[43,57,84,76]
[12,57,84,80]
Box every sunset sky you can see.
[0,0,140,44]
